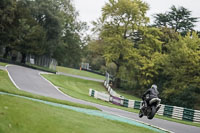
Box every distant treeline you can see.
[0,0,87,68]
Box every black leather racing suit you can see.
[142,87,159,106]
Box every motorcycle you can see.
[139,97,161,119]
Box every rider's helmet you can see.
[151,84,157,90]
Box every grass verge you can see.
[57,66,105,80]
[115,89,141,101]
[0,62,8,66]
[0,95,157,133]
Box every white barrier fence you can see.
[89,89,110,102]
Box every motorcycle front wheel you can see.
[139,109,144,118]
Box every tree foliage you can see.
[160,33,200,108]
[153,5,198,36]
[0,0,86,66]
[93,0,150,87]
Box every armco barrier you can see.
[194,110,200,122]
[89,89,95,97]
[172,106,183,120]
[108,86,111,92]
[95,91,110,102]
[104,81,107,86]
[90,79,200,123]
[157,104,165,115]
[163,105,174,118]
[109,89,121,98]
[182,108,194,122]
[106,84,109,89]
[123,99,129,107]
[110,95,122,105]
[128,100,135,108]
[89,89,110,102]
[134,101,141,109]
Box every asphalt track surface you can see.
[5,65,200,133]
[56,72,104,83]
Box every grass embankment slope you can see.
[0,62,8,66]
[57,66,105,80]
[45,66,200,127]
[0,95,158,133]
[0,69,157,133]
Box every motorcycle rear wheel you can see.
[147,106,156,119]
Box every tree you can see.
[153,13,169,27]
[0,0,17,58]
[0,0,60,62]
[158,32,200,109]
[153,5,198,36]
[11,0,48,63]
[93,0,149,87]
[14,19,46,63]
[1,0,86,66]
[31,0,64,57]
[52,0,88,68]
[83,40,106,71]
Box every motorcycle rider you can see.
[140,84,161,113]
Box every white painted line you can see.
[5,65,21,90]
[103,110,174,133]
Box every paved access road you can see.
[6,65,200,133]
[56,72,104,83]
[0,66,5,70]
